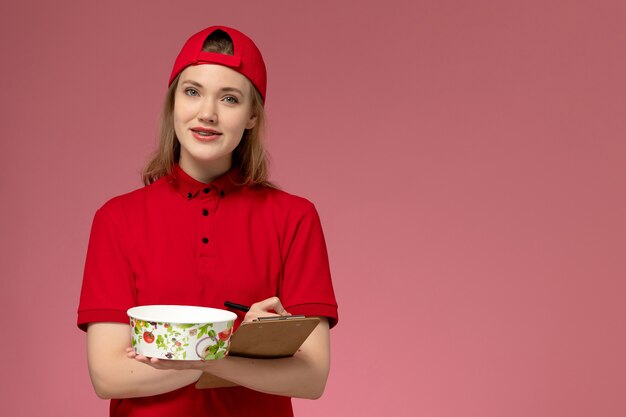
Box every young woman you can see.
[77,25,338,417]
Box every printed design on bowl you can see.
[130,318,234,360]
[195,326,233,360]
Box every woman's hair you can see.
[142,30,273,187]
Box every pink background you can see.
[1,1,625,416]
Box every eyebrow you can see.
[181,80,245,96]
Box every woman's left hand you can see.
[126,347,212,371]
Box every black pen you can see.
[224,301,250,313]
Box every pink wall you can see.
[1,1,625,416]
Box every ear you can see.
[245,113,257,130]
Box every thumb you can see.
[259,296,291,316]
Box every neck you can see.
[178,155,232,183]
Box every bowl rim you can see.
[127,304,237,324]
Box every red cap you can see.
[168,26,267,101]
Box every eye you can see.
[222,96,239,104]
[184,88,199,97]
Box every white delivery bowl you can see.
[127,305,237,360]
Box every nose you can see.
[198,99,217,123]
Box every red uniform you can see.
[78,165,338,416]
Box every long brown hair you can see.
[142,30,274,187]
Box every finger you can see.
[270,297,291,316]
[132,354,151,364]
[273,299,289,316]
[252,296,290,316]
[249,297,270,312]
[143,357,206,371]
[133,355,169,370]
[243,310,280,323]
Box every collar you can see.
[167,164,243,200]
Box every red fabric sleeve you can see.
[77,203,137,331]
[280,204,339,328]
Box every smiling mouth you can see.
[191,129,221,137]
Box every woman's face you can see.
[174,64,257,181]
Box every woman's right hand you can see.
[243,296,291,322]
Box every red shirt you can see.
[78,165,338,417]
